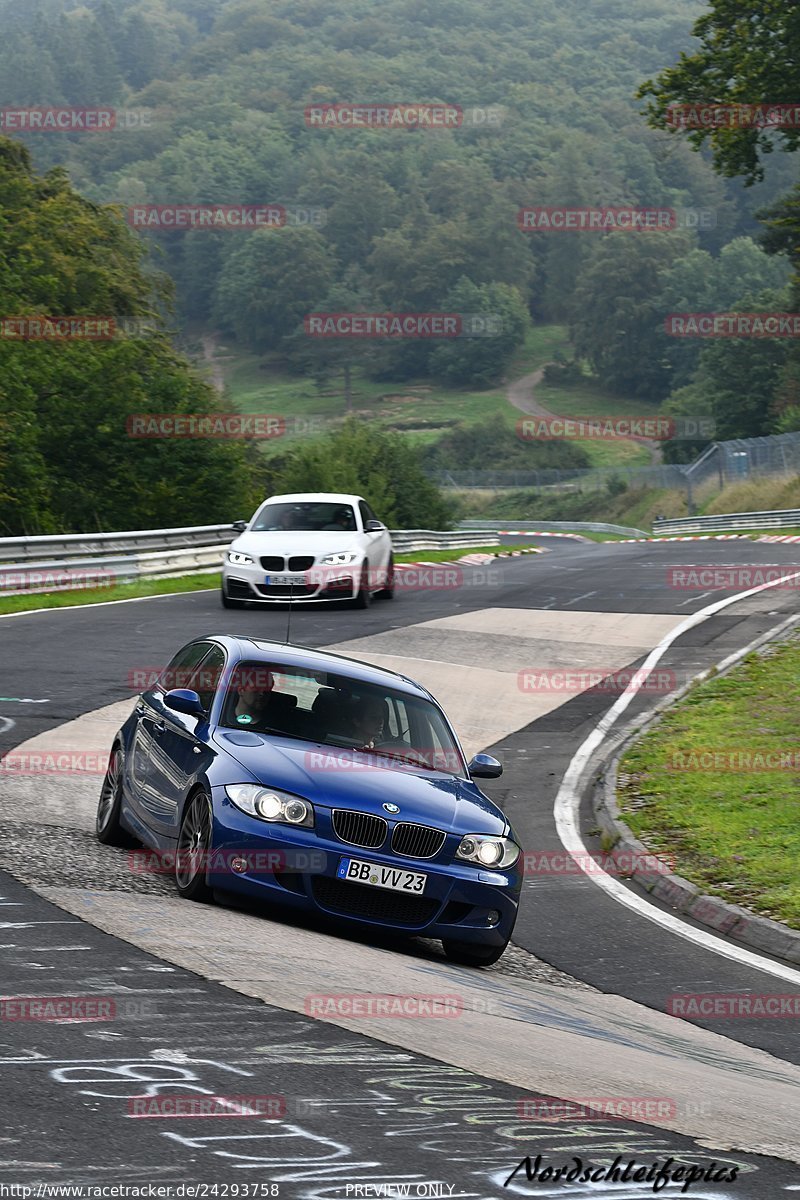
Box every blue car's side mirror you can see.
[468,753,503,779]
[164,689,205,717]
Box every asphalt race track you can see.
[1,534,800,1196]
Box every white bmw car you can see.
[221,492,395,608]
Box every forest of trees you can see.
[1,0,800,530]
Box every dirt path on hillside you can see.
[201,332,226,393]
[506,365,662,465]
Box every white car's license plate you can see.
[265,573,307,586]
[337,857,427,894]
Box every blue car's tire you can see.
[96,743,134,847]
[175,790,215,903]
[443,937,510,967]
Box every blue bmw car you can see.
[97,635,521,966]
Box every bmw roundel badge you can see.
[382,802,400,814]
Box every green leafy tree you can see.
[0,137,257,534]
[428,277,530,387]
[213,227,335,352]
[273,419,454,529]
[639,1,800,184]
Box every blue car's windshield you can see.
[219,661,466,775]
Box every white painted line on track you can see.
[675,590,715,607]
[554,570,800,986]
[0,587,217,620]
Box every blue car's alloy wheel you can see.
[175,791,214,902]
[96,744,132,847]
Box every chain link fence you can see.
[430,431,800,508]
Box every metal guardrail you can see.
[0,524,234,563]
[458,519,649,537]
[0,525,502,594]
[652,510,800,535]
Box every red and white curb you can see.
[617,534,751,543]
[495,529,587,540]
[758,534,800,543]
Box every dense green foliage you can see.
[269,418,454,529]
[2,0,800,533]
[2,0,790,383]
[0,138,257,533]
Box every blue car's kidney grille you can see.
[332,809,387,849]
[391,822,446,859]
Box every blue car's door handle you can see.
[153,721,167,736]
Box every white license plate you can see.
[265,573,307,586]
[337,857,427,894]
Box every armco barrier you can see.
[652,510,800,535]
[0,525,503,595]
[458,519,649,537]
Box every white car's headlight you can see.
[456,834,520,869]
[319,552,360,566]
[225,784,314,828]
[228,551,254,566]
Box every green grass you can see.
[394,543,539,562]
[0,572,220,615]
[618,640,800,929]
[0,545,543,615]
[531,377,658,468]
[507,324,573,375]
[194,327,657,469]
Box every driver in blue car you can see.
[351,694,387,748]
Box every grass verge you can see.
[0,572,220,616]
[0,546,542,615]
[618,639,800,929]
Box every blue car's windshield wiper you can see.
[349,745,450,773]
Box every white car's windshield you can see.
[220,661,466,774]
[251,502,358,533]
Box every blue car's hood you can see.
[213,731,507,834]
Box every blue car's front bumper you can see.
[206,790,521,947]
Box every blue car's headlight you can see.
[456,834,520,869]
[225,784,314,828]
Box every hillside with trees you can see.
[1,0,799,530]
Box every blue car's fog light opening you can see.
[456,834,520,869]
[225,784,314,828]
